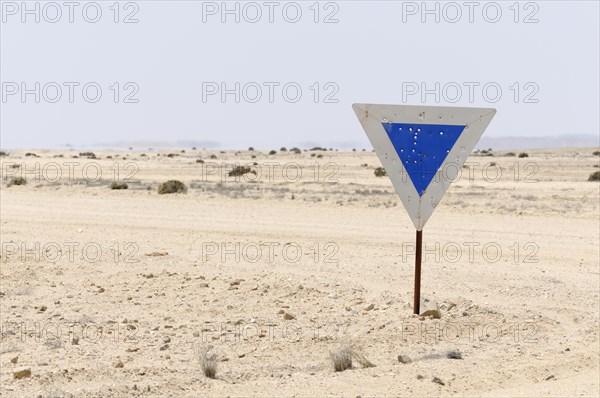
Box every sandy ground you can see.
[0,147,599,397]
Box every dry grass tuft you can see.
[330,346,353,372]
[196,345,218,379]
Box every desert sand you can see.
[0,147,599,397]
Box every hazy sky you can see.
[1,1,599,149]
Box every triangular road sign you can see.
[353,104,496,230]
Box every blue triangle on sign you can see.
[381,122,466,196]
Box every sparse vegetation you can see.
[0,151,7,157]
[158,180,187,194]
[317,154,323,158]
[374,167,387,177]
[504,152,516,157]
[210,154,217,159]
[25,152,39,157]
[228,166,256,177]
[269,150,277,155]
[7,177,26,187]
[310,147,326,151]
[248,147,254,151]
[167,153,178,158]
[196,159,204,163]
[518,152,529,158]
[290,147,301,154]
[593,151,600,156]
[110,182,128,190]
[280,147,287,152]
[588,171,600,181]
[196,346,217,379]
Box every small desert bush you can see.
[280,147,287,152]
[248,147,254,151]
[228,166,256,177]
[210,154,217,159]
[290,147,301,154]
[7,177,26,187]
[196,346,217,379]
[518,152,529,158]
[504,152,516,157]
[110,182,128,190]
[374,167,387,177]
[158,180,187,194]
[0,151,7,157]
[269,150,277,155]
[593,150,600,156]
[588,171,600,181]
[310,146,326,151]
[196,159,204,164]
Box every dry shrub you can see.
[374,167,387,177]
[588,171,600,181]
[158,180,187,194]
[110,182,128,190]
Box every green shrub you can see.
[280,147,287,152]
[158,180,187,194]
[7,177,26,187]
[310,147,326,151]
[290,147,301,154]
[588,171,600,181]
[374,167,387,177]
[110,182,128,190]
[518,152,529,158]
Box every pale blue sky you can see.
[1,1,599,149]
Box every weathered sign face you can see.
[353,104,496,230]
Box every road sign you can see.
[352,104,496,314]
[352,104,496,231]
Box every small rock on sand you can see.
[398,355,412,364]
[13,368,31,379]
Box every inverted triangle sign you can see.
[353,104,496,230]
